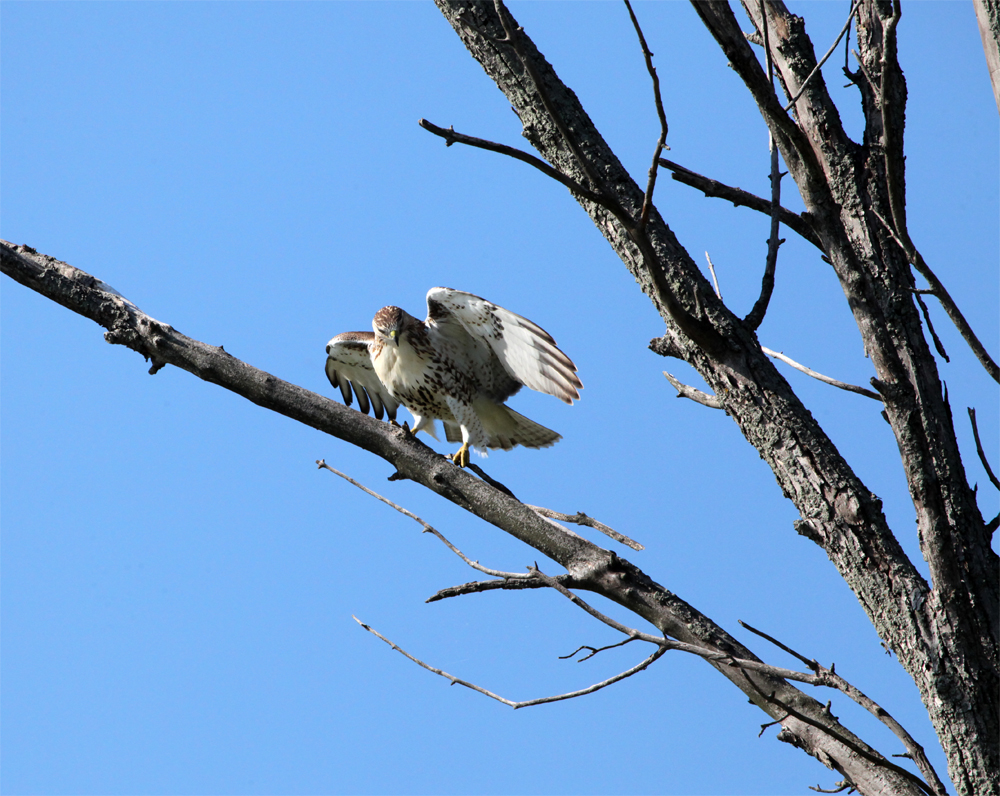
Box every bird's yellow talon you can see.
[451,444,470,468]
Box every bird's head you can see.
[373,305,406,346]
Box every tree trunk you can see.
[431,2,998,793]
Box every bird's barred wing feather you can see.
[425,287,582,404]
[325,332,399,421]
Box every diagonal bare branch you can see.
[761,346,882,401]
[317,460,531,580]
[663,371,724,409]
[526,505,644,551]
[658,158,824,251]
[968,408,1000,492]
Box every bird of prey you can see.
[325,287,581,467]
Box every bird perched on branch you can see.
[325,287,581,467]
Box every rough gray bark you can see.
[427,1,997,795]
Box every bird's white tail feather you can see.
[466,400,561,451]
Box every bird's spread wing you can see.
[325,332,400,421]
[424,287,582,404]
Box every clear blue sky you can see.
[2,3,996,795]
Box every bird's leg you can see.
[450,443,471,468]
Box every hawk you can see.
[325,287,581,467]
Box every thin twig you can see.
[526,505,644,550]
[760,346,883,401]
[783,0,863,111]
[809,781,854,794]
[560,637,641,662]
[317,460,531,580]
[705,252,723,299]
[745,138,783,330]
[353,615,668,709]
[624,0,669,229]
[968,408,1000,491]
[914,291,950,362]
[663,372,724,409]
[658,158,824,251]
[418,119,601,204]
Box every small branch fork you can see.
[352,615,669,709]
[526,505,644,551]
[663,371,724,409]
[871,208,998,383]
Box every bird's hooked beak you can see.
[388,329,399,346]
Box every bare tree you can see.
[2,2,996,796]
